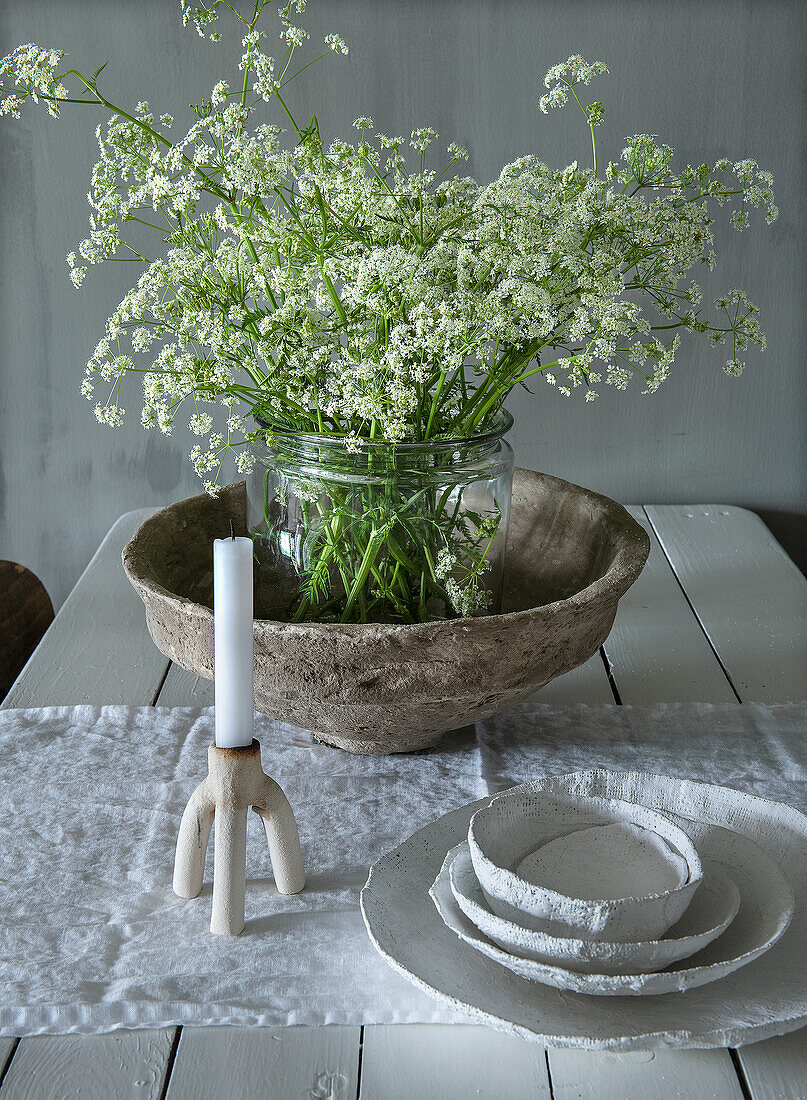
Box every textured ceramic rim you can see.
[468,790,703,931]
[361,772,807,1047]
[431,836,792,995]
[122,470,650,633]
[447,841,740,972]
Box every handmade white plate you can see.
[468,789,702,941]
[447,842,740,975]
[432,842,785,994]
[361,771,807,1050]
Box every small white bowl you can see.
[468,785,703,941]
[448,842,739,975]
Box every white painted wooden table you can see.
[2,504,806,1100]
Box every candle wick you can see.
[229,519,235,541]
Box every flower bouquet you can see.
[1,0,776,623]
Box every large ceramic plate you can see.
[360,772,807,1050]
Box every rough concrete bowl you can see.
[122,469,649,754]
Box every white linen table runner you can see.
[0,702,804,1035]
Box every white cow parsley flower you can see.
[0,12,775,624]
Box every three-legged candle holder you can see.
[173,739,305,936]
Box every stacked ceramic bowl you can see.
[429,779,795,995]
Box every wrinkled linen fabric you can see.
[0,701,804,1036]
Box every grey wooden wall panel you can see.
[1,0,805,611]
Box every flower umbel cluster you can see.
[0,43,67,117]
[1,3,776,621]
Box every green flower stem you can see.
[340,526,385,622]
[568,82,598,175]
[318,262,347,326]
[425,368,447,438]
[259,443,499,623]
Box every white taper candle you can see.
[213,533,254,748]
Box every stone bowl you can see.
[122,469,649,754]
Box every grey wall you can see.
[1,0,805,608]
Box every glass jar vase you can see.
[246,411,514,624]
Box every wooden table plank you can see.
[157,645,618,709]
[737,1031,807,1100]
[157,653,618,711]
[0,1032,174,1100]
[154,662,366,1096]
[600,507,737,703]
[156,663,213,708]
[547,1048,745,1099]
[0,509,178,1100]
[348,547,617,1096]
[164,1025,360,1100]
[531,652,615,705]
[647,505,807,1099]
[0,1042,18,1086]
[358,1024,551,1099]
[2,509,167,709]
[644,506,807,702]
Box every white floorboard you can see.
[0,1031,174,1100]
[645,505,807,702]
[547,1048,745,1100]
[164,1025,360,1100]
[738,1029,807,1100]
[358,1024,551,1099]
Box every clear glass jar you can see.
[247,411,514,624]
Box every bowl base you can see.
[311,728,447,755]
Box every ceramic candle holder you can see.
[173,739,305,936]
